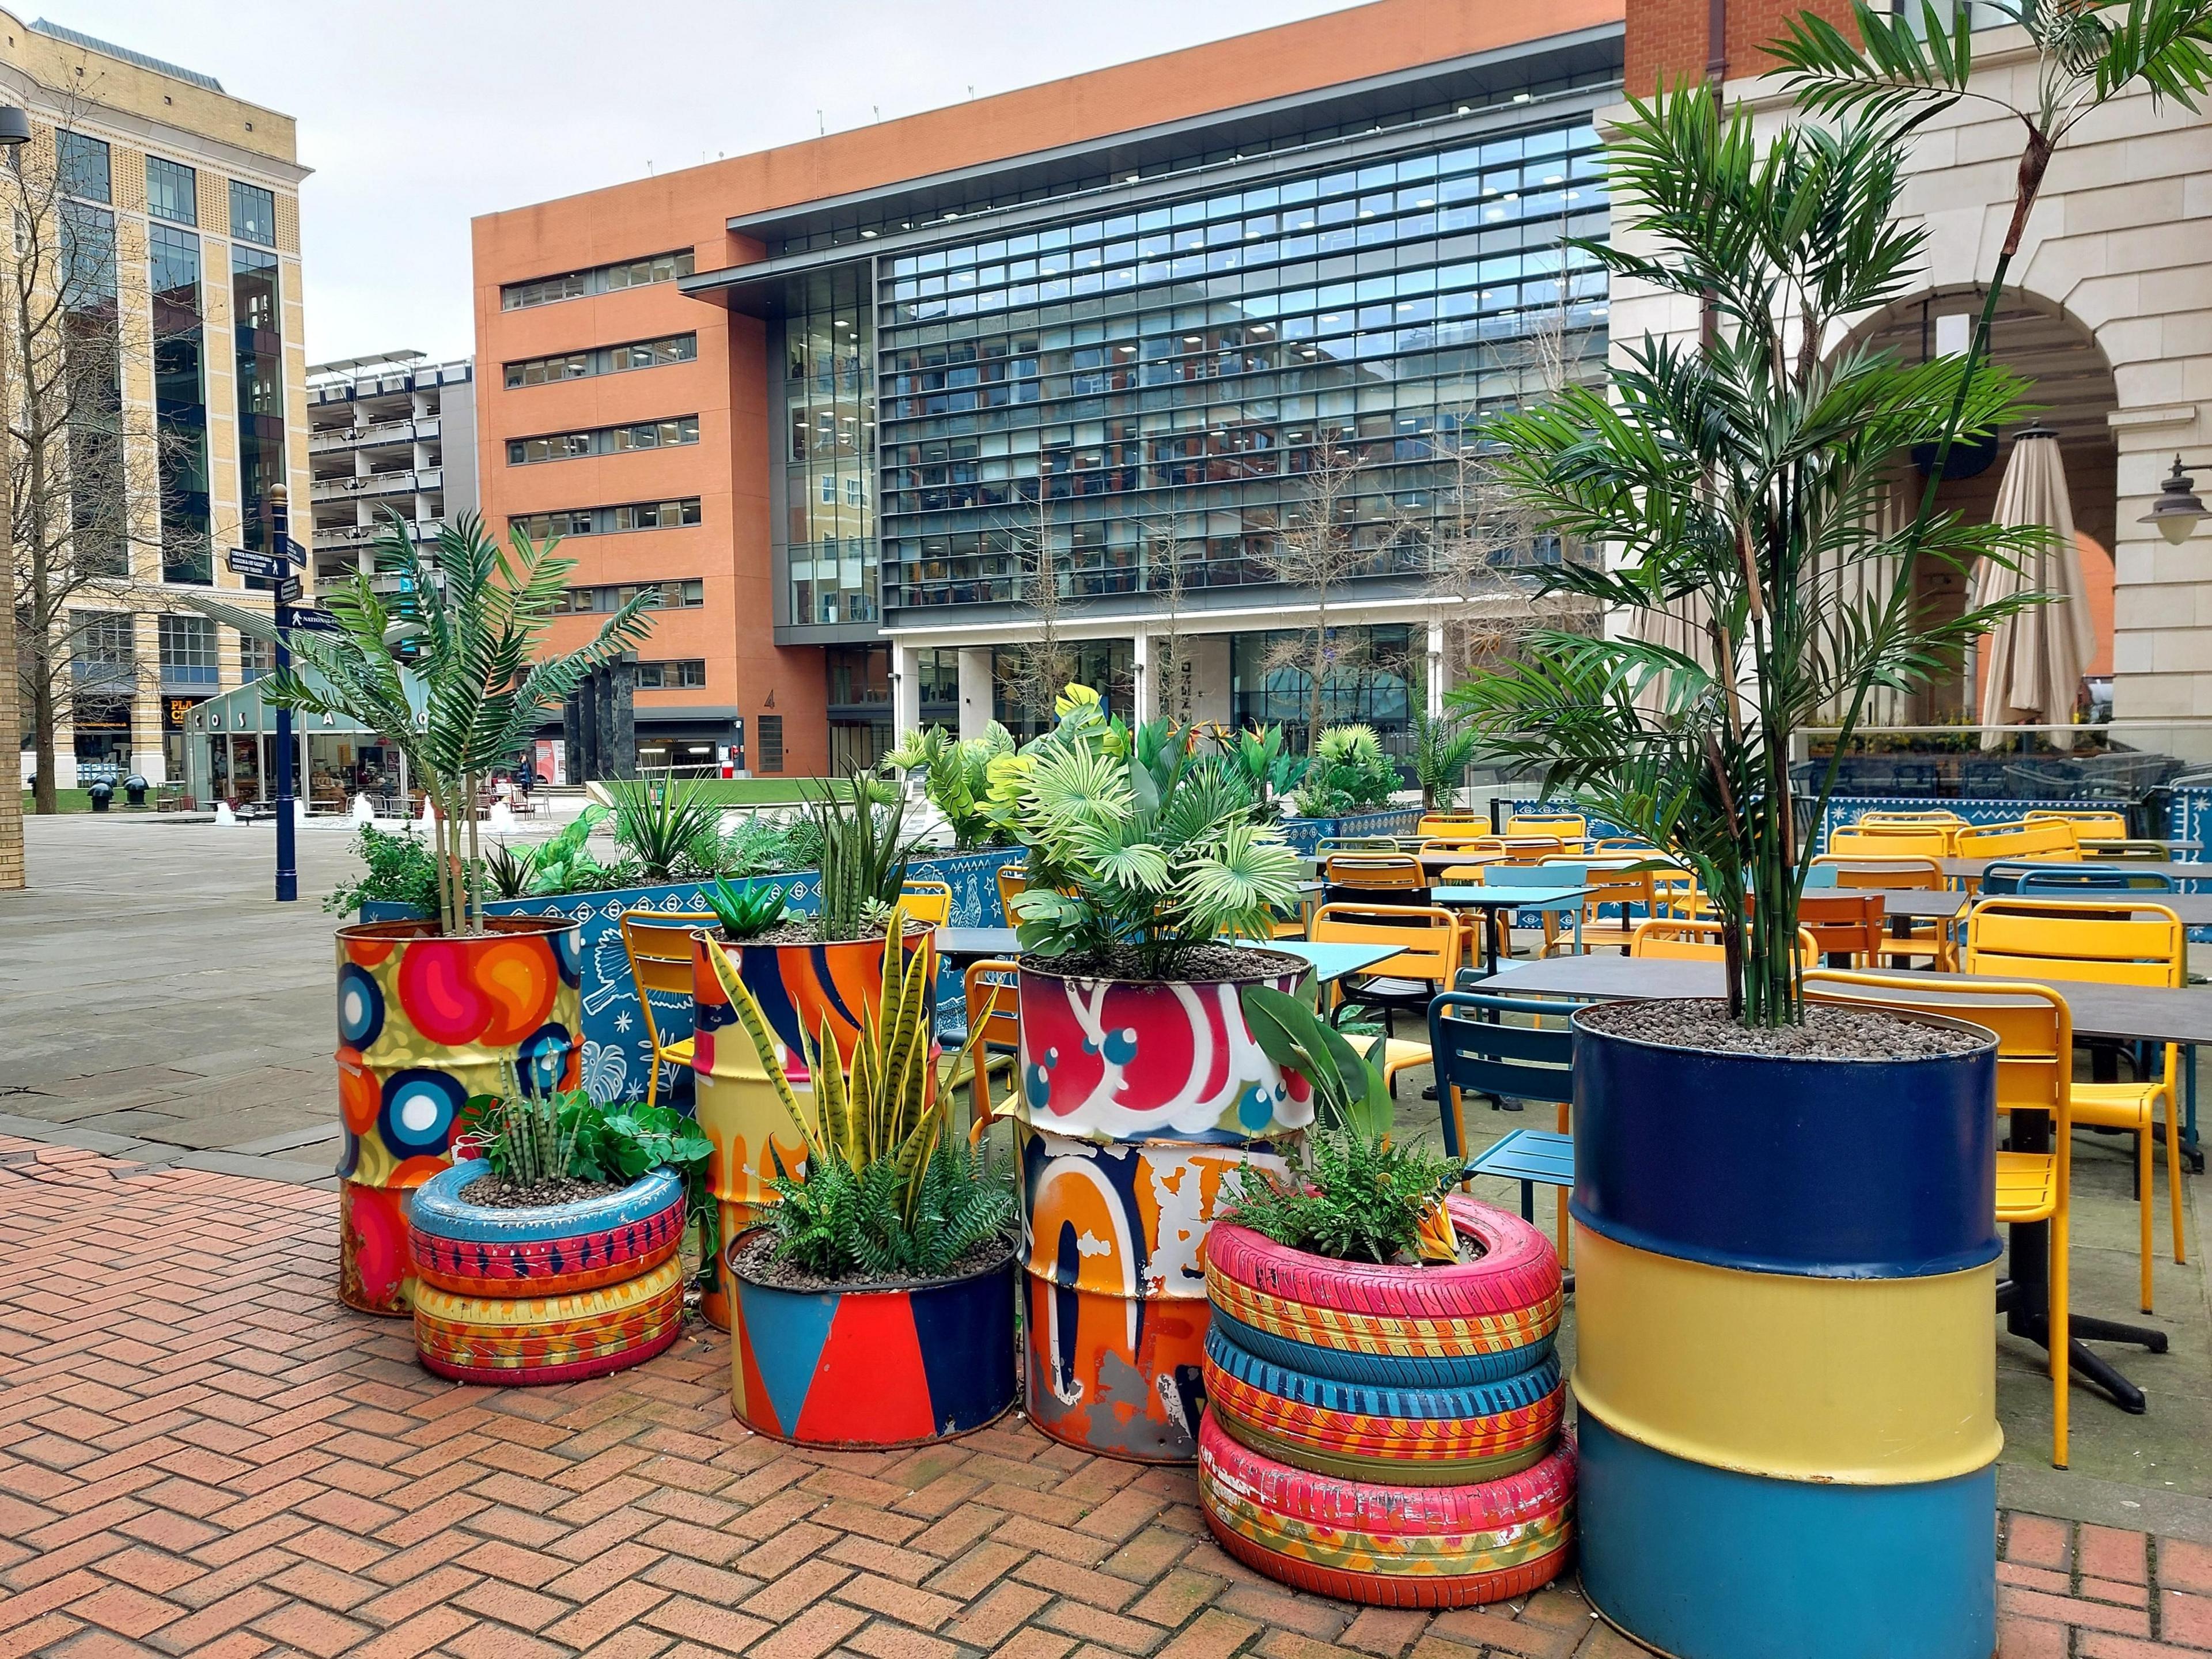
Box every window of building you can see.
[554,577,703,613]
[510,498,700,540]
[157,613,218,688]
[149,223,211,585]
[500,248,694,310]
[146,155,197,225]
[239,631,275,683]
[756,714,784,774]
[633,658,706,690]
[506,414,697,465]
[56,131,109,204]
[70,610,136,688]
[233,243,284,565]
[503,332,696,389]
[915,647,959,707]
[229,180,276,245]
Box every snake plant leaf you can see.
[707,942,815,1153]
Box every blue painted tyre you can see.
[1204,1325,1564,1485]
[407,1158,685,1297]
[1207,1306,1554,1389]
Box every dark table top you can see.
[1488,953,2212,1046]
[1872,889,2212,926]
[1940,857,2210,884]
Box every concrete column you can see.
[573,674,598,781]
[957,647,994,740]
[1190,635,1233,726]
[608,658,636,778]
[1426,619,1448,720]
[561,691,583,785]
[889,637,921,745]
[1131,630,1151,724]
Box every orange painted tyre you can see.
[1203,1327,1563,1485]
[1205,1196,1562,1388]
[1196,1411,1574,1608]
[412,1257,684,1385]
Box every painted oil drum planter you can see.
[1013,952,1312,1463]
[1569,1005,2002,1659]
[335,916,582,1315]
[725,1226,1019,1446]
[691,924,937,1331]
[406,1157,686,1384]
[1196,1196,1573,1607]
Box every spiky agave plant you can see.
[188,510,655,935]
[706,916,1010,1279]
[806,770,921,941]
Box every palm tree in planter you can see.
[687,772,932,1330]
[986,684,1306,1462]
[191,512,654,1313]
[1200,987,1574,1608]
[710,916,1019,1446]
[1453,13,2212,1652]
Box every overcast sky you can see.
[42,0,1367,365]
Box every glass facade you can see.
[151,223,212,583]
[873,117,1607,614]
[233,244,284,559]
[782,267,876,626]
[59,201,126,578]
[1229,624,1416,749]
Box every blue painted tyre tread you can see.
[410,1159,685,1243]
[1205,1325,1560,1419]
[1209,1306,1555,1388]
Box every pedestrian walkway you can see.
[0,1134,2200,1659]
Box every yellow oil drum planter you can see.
[335,916,582,1315]
[724,1226,1020,1447]
[690,925,935,1331]
[1013,952,1312,1463]
[1568,1003,2002,1659]
[1197,1196,1574,1607]
[406,1157,687,1383]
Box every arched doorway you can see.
[1840,286,2120,724]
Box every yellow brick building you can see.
[0,10,308,789]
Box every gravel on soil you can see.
[1028,942,1309,982]
[457,1175,626,1209]
[729,1227,1016,1293]
[1580,997,1985,1060]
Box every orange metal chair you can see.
[949,958,1020,1141]
[1310,903,1459,1035]
[899,878,953,926]
[1965,897,2187,1311]
[2027,808,2128,843]
[1323,852,1429,901]
[618,910,719,1111]
[1795,890,1889,966]
[1805,969,2074,1468]
[1813,853,1956,969]
[1628,918,1817,964]
[1543,858,1653,955]
[1505,813,1587,851]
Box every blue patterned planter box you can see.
[361,847,1025,1111]
[1277,806,1421,854]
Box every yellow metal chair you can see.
[1812,853,1955,970]
[947,959,1020,1142]
[2028,808,2128,843]
[1416,816,1489,844]
[1828,824,1956,859]
[1505,813,1587,852]
[1964,897,2187,1311]
[1858,809,1965,827]
[1499,834,1569,864]
[996,863,1027,919]
[1650,869,1707,920]
[1805,970,2074,1468]
[899,878,953,926]
[1628,917,1817,964]
[1311,904,1459,1035]
[1955,818,2081,865]
[618,910,720,1111]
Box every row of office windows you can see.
[69,612,272,677]
[633,658,707,690]
[510,498,702,540]
[501,248,695,310]
[551,578,706,614]
[507,414,699,466]
[503,332,696,388]
[56,129,278,245]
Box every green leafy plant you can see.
[325,824,441,916]
[1222,725,1306,821]
[715,813,804,878]
[706,876,788,940]
[988,686,1301,979]
[885,724,1016,850]
[466,1065,588,1188]
[806,769,922,941]
[709,915,1013,1281]
[1226,1128,1463,1266]
[1239,983,1393,1137]
[190,512,656,935]
[607,775,726,882]
[524,805,635,895]
[1409,708,1480,813]
[483,840,538,901]
[1293,724,1402,817]
[461,1065,713,1219]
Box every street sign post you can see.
[286,606,341,635]
[224,547,289,582]
[276,574,303,604]
[266,495,298,904]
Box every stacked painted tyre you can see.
[407,1158,687,1385]
[1198,1195,1574,1607]
[1569,1009,2001,1659]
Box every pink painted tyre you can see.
[1204,1196,1563,1388]
[1197,1411,1575,1608]
[412,1257,685,1385]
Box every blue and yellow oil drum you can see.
[1569,1005,2001,1659]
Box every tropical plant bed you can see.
[1032,942,1307,982]
[725,1226,1011,1293]
[456,1174,623,1209]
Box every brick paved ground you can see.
[0,1132,2203,1659]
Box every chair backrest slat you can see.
[1312,903,1457,982]
[1812,854,1944,891]
[1964,898,2184,990]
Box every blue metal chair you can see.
[2017,866,2176,895]
[1429,989,1586,1271]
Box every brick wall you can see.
[1625,0,1852,96]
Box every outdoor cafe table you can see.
[929,929,1399,986]
[1490,950,2212,1414]
[1431,885,1593,978]
[1940,857,2209,887]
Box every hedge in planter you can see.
[1196,989,1572,1607]
[989,689,1308,1462]
[406,1069,710,1384]
[711,915,1018,1446]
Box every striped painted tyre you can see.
[1203,1325,1563,1486]
[1197,1410,1575,1608]
[407,1160,685,1297]
[414,1256,685,1385]
[1204,1196,1562,1388]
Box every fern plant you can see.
[986,686,1301,980]
[707,915,1012,1282]
[1225,1126,1463,1266]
